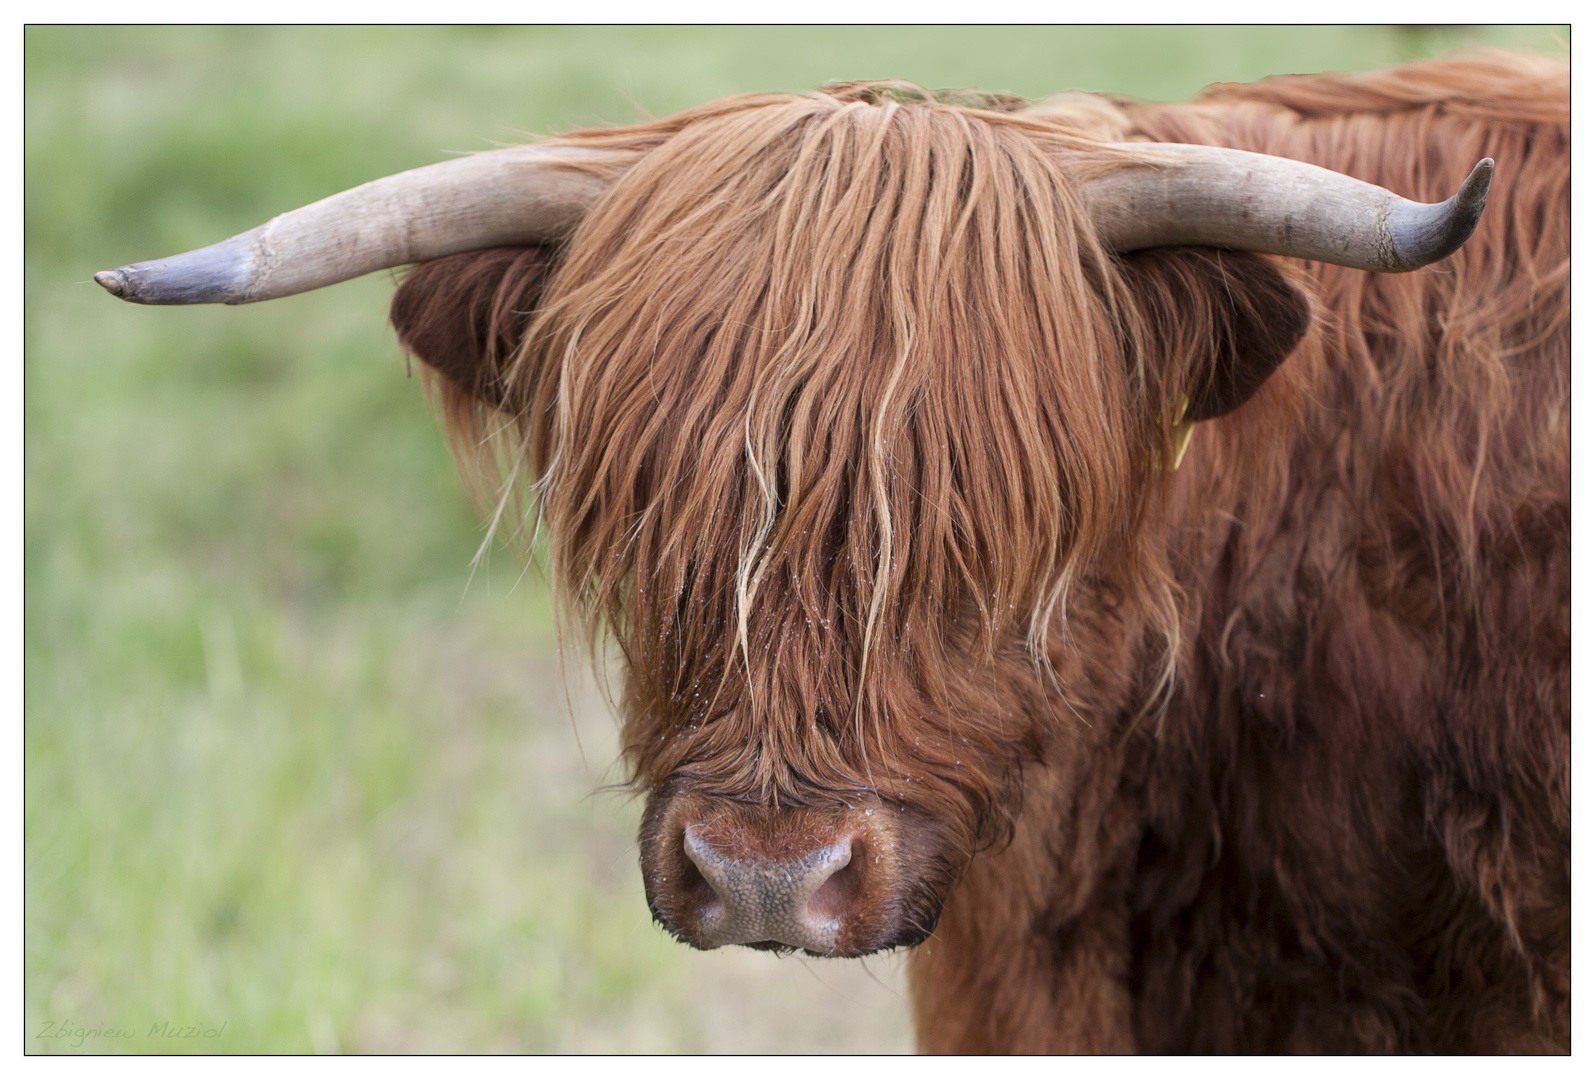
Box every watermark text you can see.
[34,1019,227,1048]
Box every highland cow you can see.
[96,52,1568,1052]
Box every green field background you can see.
[25,25,1568,1054]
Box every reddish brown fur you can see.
[392,53,1568,1052]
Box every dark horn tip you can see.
[1386,158,1495,271]
[1458,158,1494,209]
[93,269,128,297]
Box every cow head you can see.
[97,84,1490,957]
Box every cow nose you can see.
[641,791,938,956]
[682,826,855,953]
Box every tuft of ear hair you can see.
[1118,248,1312,422]
[390,245,562,410]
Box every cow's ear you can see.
[1116,248,1311,421]
[390,245,562,409]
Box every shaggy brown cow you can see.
[96,52,1568,1053]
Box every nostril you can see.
[676,832,723,914]
[808,836,864,920]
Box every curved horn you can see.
[1081,144,1492,272]
[94,145,628,305]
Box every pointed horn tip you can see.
[1459,158,1494,207]
[93,269,128,297]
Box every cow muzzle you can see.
[640,788,940,957]
[684,825,853,952]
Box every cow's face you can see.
[530,100,1153,957]
[389,94,1313,955]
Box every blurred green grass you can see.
[25,25,1568,1054]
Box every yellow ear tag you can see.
[1163,395,1195,472]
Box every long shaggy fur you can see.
[392,52,1568,1052]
